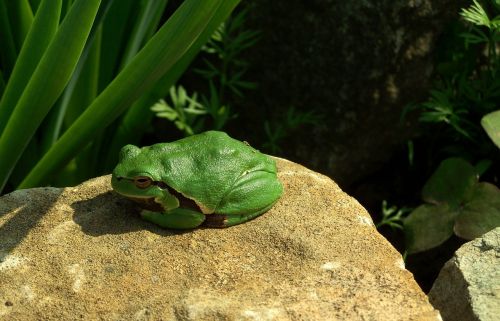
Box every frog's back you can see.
[153,131,276,212]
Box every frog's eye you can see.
[133,176,152,189]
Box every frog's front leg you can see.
[141,189,205,229]
[141,208,205,229]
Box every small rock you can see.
[428,227,500,321]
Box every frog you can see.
[111,131,283,229]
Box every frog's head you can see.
[111,144,166,200]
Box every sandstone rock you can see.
[428,227,500,321]
[0,158,439,320]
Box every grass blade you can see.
[4,0,34,51]
[0,70,4,96]
[39,0,114,152]
[118,0,169,69]
[0,1,18,76]
[143,0,169,41]
[64,28,102,182]
[0,0,101,192]
[98,0,135,91]
[0,0,62,136]
[29,0,42,11]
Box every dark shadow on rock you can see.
[0,188,62,258]
[71,191,187,237]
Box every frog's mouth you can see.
[129,197,165,212]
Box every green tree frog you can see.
[111,131,283,229]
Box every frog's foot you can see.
[141,208,205,229]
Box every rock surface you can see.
[428,227,500,321]
[0,158,439,320]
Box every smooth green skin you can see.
[111,131,283,229]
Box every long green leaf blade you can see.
[19,0,239,189]
[63,28,102,182]
[0,1,18,76]
[98,0,135,92]
[39,0,114,152]
[104,0,240,170]
[29,0,42,11]
[0,0,101,192]
[143,0,169,41]
[64,29,101,129]
[118,0,169,70]
[4,0,34,51]
[0,70,5,96]
[0,0,62,136]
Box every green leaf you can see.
[422,157,478,207]
[4,0,34,51]
[63,27,101,130]
[460,0,491,28]
[0,0,62,136]
[454,182,500,240]
[0,1,18,76]
[461,32,488,45]
[0,70,4,96]
[29,0,42,11]
[118,0,168,70]
[40,0,114,152]
[98,0,135,91]
[404,203,458,254]
[59,29,102,183]
[19,0,239,189]
[0,0,101,192]
[474,159,493,176]
[481,110,500,148]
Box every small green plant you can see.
[195,8,260,101]
[408,0,500,166]
[404,157,500,254]
[416,89,474,139]
[263,107,321,154]
[400,1,500,255]
[153,7,260,136]
[151,86,207,136]
[376,201,411,230]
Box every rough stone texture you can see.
[0,158,439,320]
[235,0,466,187]
[428,227,500,321]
